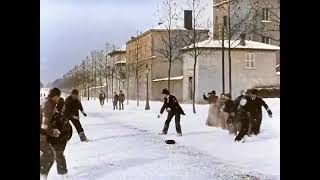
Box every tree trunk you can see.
[168,60,171,91]
[105,75,108,102]
[192,57,197,114]
[228,5,232,97]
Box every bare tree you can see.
[183,0,210,114]
[156,0,185,91]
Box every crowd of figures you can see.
[40,87,272,179]
[203,89,273,142]
[40,88,89,180]
[98,90,126,110]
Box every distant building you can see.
[125,12,209,101]
[181,38,280,103]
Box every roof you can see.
[182,39,280,51]
[152,76,183,82]
[108,45,126,56]
[115,58,127,65]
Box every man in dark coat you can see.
[234,95,252,142]
[113,92,119,110]
[158,88,185,136]
[247,89,272,135]
[40,88,62,179]
[118,90,125,110]
[99,90,106,108]
[64,89,88,142]
[223,93,237,135]
[48,97,72,176]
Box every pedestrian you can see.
[40,88,63,179]
[223,93,237,135]
[118,90,125,110]
[99,90,106,108]
[113,92,119,110]
[203,90,220,127]
[234,95,252,142]
[48,97,72,177]
[64,89,89,142]
[234,90,247,109]
[158,88,185,136]
[247,89,273,135]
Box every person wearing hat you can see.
[203,90,220,127]
[64,89,89,142]
[247,89,272,135]
[98,90,106,108]
[40,88,63,179]
[158,88,185,136]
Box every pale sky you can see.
[40,0,212,84]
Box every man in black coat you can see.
[48,97,72,176]
[113,92,119,110]
[118,90,125,110]
[158,88,185,136]
[223,93,237,135]
[234,95,252,142]
[99,90,106,108]
[247,89,272,135]
[64,89,88,142]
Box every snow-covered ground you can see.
[45,97,280,180]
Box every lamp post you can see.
[145,65,150,110]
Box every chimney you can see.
[240,34,246,46]
[131,36,135,40]
[184,10,193,30]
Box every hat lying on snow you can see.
[165,140,175,144]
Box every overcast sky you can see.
[40,0,212,84]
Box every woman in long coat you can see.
[203,90,220,127]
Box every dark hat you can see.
[162,88,170,95]
[250,89,258,95]
[211,90,216,95]
[48,88,61,98]
[165,140,175,144]
[71,89,79,95]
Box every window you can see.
[262,8,269,20]
[245,53,255,69]
[262,36,271,44]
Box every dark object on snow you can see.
[165,140,176,144]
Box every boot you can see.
[79,132,88,142]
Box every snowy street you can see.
[46,97,280,180]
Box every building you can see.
[108,45,127,96]
[181,38,280,103]
[125,18,209,101]
[212,0,280,65]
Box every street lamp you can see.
[145,65,150,110]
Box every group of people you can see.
[40,88,89,180]
[203,89,273,142]
[112,90,125,110]
[98,90,126,110]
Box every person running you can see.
[64,89,89,142]
[247,89,273,135]
[99,90,106,108]
[40,88,63,179]
[113,92,119,110]
[234,95,252,142]
[158,88,185,136]
[118,90,125,110]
